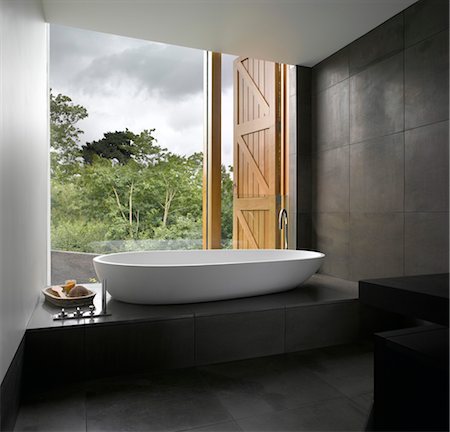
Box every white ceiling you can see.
[41,0,417,66]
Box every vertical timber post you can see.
[203,52,222,249]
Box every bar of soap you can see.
[49,288,60,297]
[68,285,89,297]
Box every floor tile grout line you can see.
[307,359,374,402]
[307,366,374,417]
[232,394,351,425]
[174,419,242,432]
[345,391,375,416]
[197,348,373,424]
[196,355,360,425]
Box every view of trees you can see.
[51,92,233,253]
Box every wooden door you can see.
[233,57,282,249]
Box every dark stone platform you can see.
[25,274,360,388]
[359,273,449,326]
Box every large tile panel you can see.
[350,53,404,143]
[349,213,404,281]
[405,0,449,47]
[85,319,195,378]
[24,327,85,389]
[312,48,349,93]
[296,67,312,156]
[404,212,449,275]
[297,212,312,249]
[86,370,231,432]
[405,121,449,212]
[312,212,349,279]
[309,343,374,398]
[349,13,404,75]
[286,302,359,352]
[312,146,349,213]
[237,397,366,431]
[405,30,449,129]
[312,80,349,152]
[297,153,312,213]
[195,310,284,365]
[350,133,404,212]
[15,387,86,432]
[198,355,342,420]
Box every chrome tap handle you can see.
[278,208,287,229]
[278,208,289,250]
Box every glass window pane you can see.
[50,25,204,284]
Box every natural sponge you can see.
[62,280,76,294]
[67,285,90,297]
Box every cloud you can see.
[49,24,234,167]
[73,42,204,100]
[50,24,148,88]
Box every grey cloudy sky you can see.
[50,24,235,166]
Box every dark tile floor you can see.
[14,342,373,432]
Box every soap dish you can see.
[42,286,96,307]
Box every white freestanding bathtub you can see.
[93,249,325,305]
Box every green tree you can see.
[81,129,159,166]
[150,152,203,227]
[221,165,234,246]
[50,91,236,253]
[50,92,88,176]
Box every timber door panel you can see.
[233,57,281,249]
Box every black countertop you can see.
[359,273,449,326]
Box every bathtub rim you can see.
[93,249,325,269]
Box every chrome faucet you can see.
[278,208,288,250]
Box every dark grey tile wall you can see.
[349,134,404,213]
[405,121,449,212]
[312,213,349,279]
[348,14,404,75]
[404,0,449,46]
[349,53,404,143]
[404,212,449,275]
[405,29,449,129]
[312,146,349,213]
[313,80,350,152]
[349,213,404,281]
[309,0,449,281]
[296,67,313,248]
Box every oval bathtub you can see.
[93,249,325,305]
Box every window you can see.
[50,25,205,283]
[50,25,290,284]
